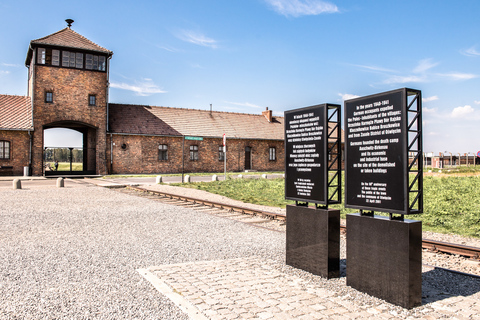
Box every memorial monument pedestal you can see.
[286,205,340,279]
[346,213,422,309]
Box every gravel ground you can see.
[2,182,479,319]
[0,185,285,319]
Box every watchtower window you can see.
[37,48,60,66]
[52,50,60,66]
[37,48,106,71]
[0,141,10,159]
[37,48,46,64]
[62,51,73,67]
[75,53,83,69]
[88,95,96,106]
[45,92,53,103]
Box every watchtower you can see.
[25,19,113,175]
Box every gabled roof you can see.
[109,104,285,140]
[0,95,32,130]
[25,28,112,65]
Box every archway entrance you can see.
[43,122,97,176]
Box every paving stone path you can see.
[143,257,480,320]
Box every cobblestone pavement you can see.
[144,257,480,320]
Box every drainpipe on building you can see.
[182,136,185,182]
[28,130,33,176]
[110,133,113,174]
[105,56,112,175]
[106,56,112,132]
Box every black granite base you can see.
[346,213,422,309]
[286,205,340,279]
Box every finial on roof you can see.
[65,19,74,28]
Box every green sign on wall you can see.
[185,136,203,141]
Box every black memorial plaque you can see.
[285,105,326,204]
[345,89,408,214]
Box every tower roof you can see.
[25,27,112,66]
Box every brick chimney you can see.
[262,107,273,123]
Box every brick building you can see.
[0,23,289,176]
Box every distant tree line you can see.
[44,148,83,163]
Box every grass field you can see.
[174,175,480,238]
[47,162,83,171]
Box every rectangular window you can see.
[75,53,83,69]
[37,48,46,64]
[190,145,198,161]
[158,144,168,161]
[218,146,225,161]
[52,50,60,66]
[85,54,93,70]
[0,141,10,159]
[45,92,53,103]
[269,147,276,161]
[69,52,75,67]
[62,51,70,67]
[98,56,106,71]
[88,95,96,106]
[93,55,98,70]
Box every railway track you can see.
[121,185,480,262]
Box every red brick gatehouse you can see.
[0,23,288,176]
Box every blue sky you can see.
[1,0,479,154]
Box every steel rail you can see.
[129,186,286,221]
[128,186,480,261]
[422,239,480,260]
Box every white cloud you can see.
[383,75,426,84]
[475,100,480,105]
[190,63,205,69]
[110,79,166,96]
[265,0,339,17]
[422,96,438,103]
[338,93,359,101]
[0,70,10,75]
[177,30,218,48]
[461,46,480,57]
[423,107,437,113]
[413,59,439,73]
[1,63,20,67]
[438,72,478,81]
[451,105,474,118]
[350,64,395,73]
[224,101,263,109]
[157,45,180,53]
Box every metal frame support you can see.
[327,104,341,206]
[406,89,423,214]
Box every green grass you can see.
[47,162,83,171]
[175,176,480,238]
[425,165,480,174]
